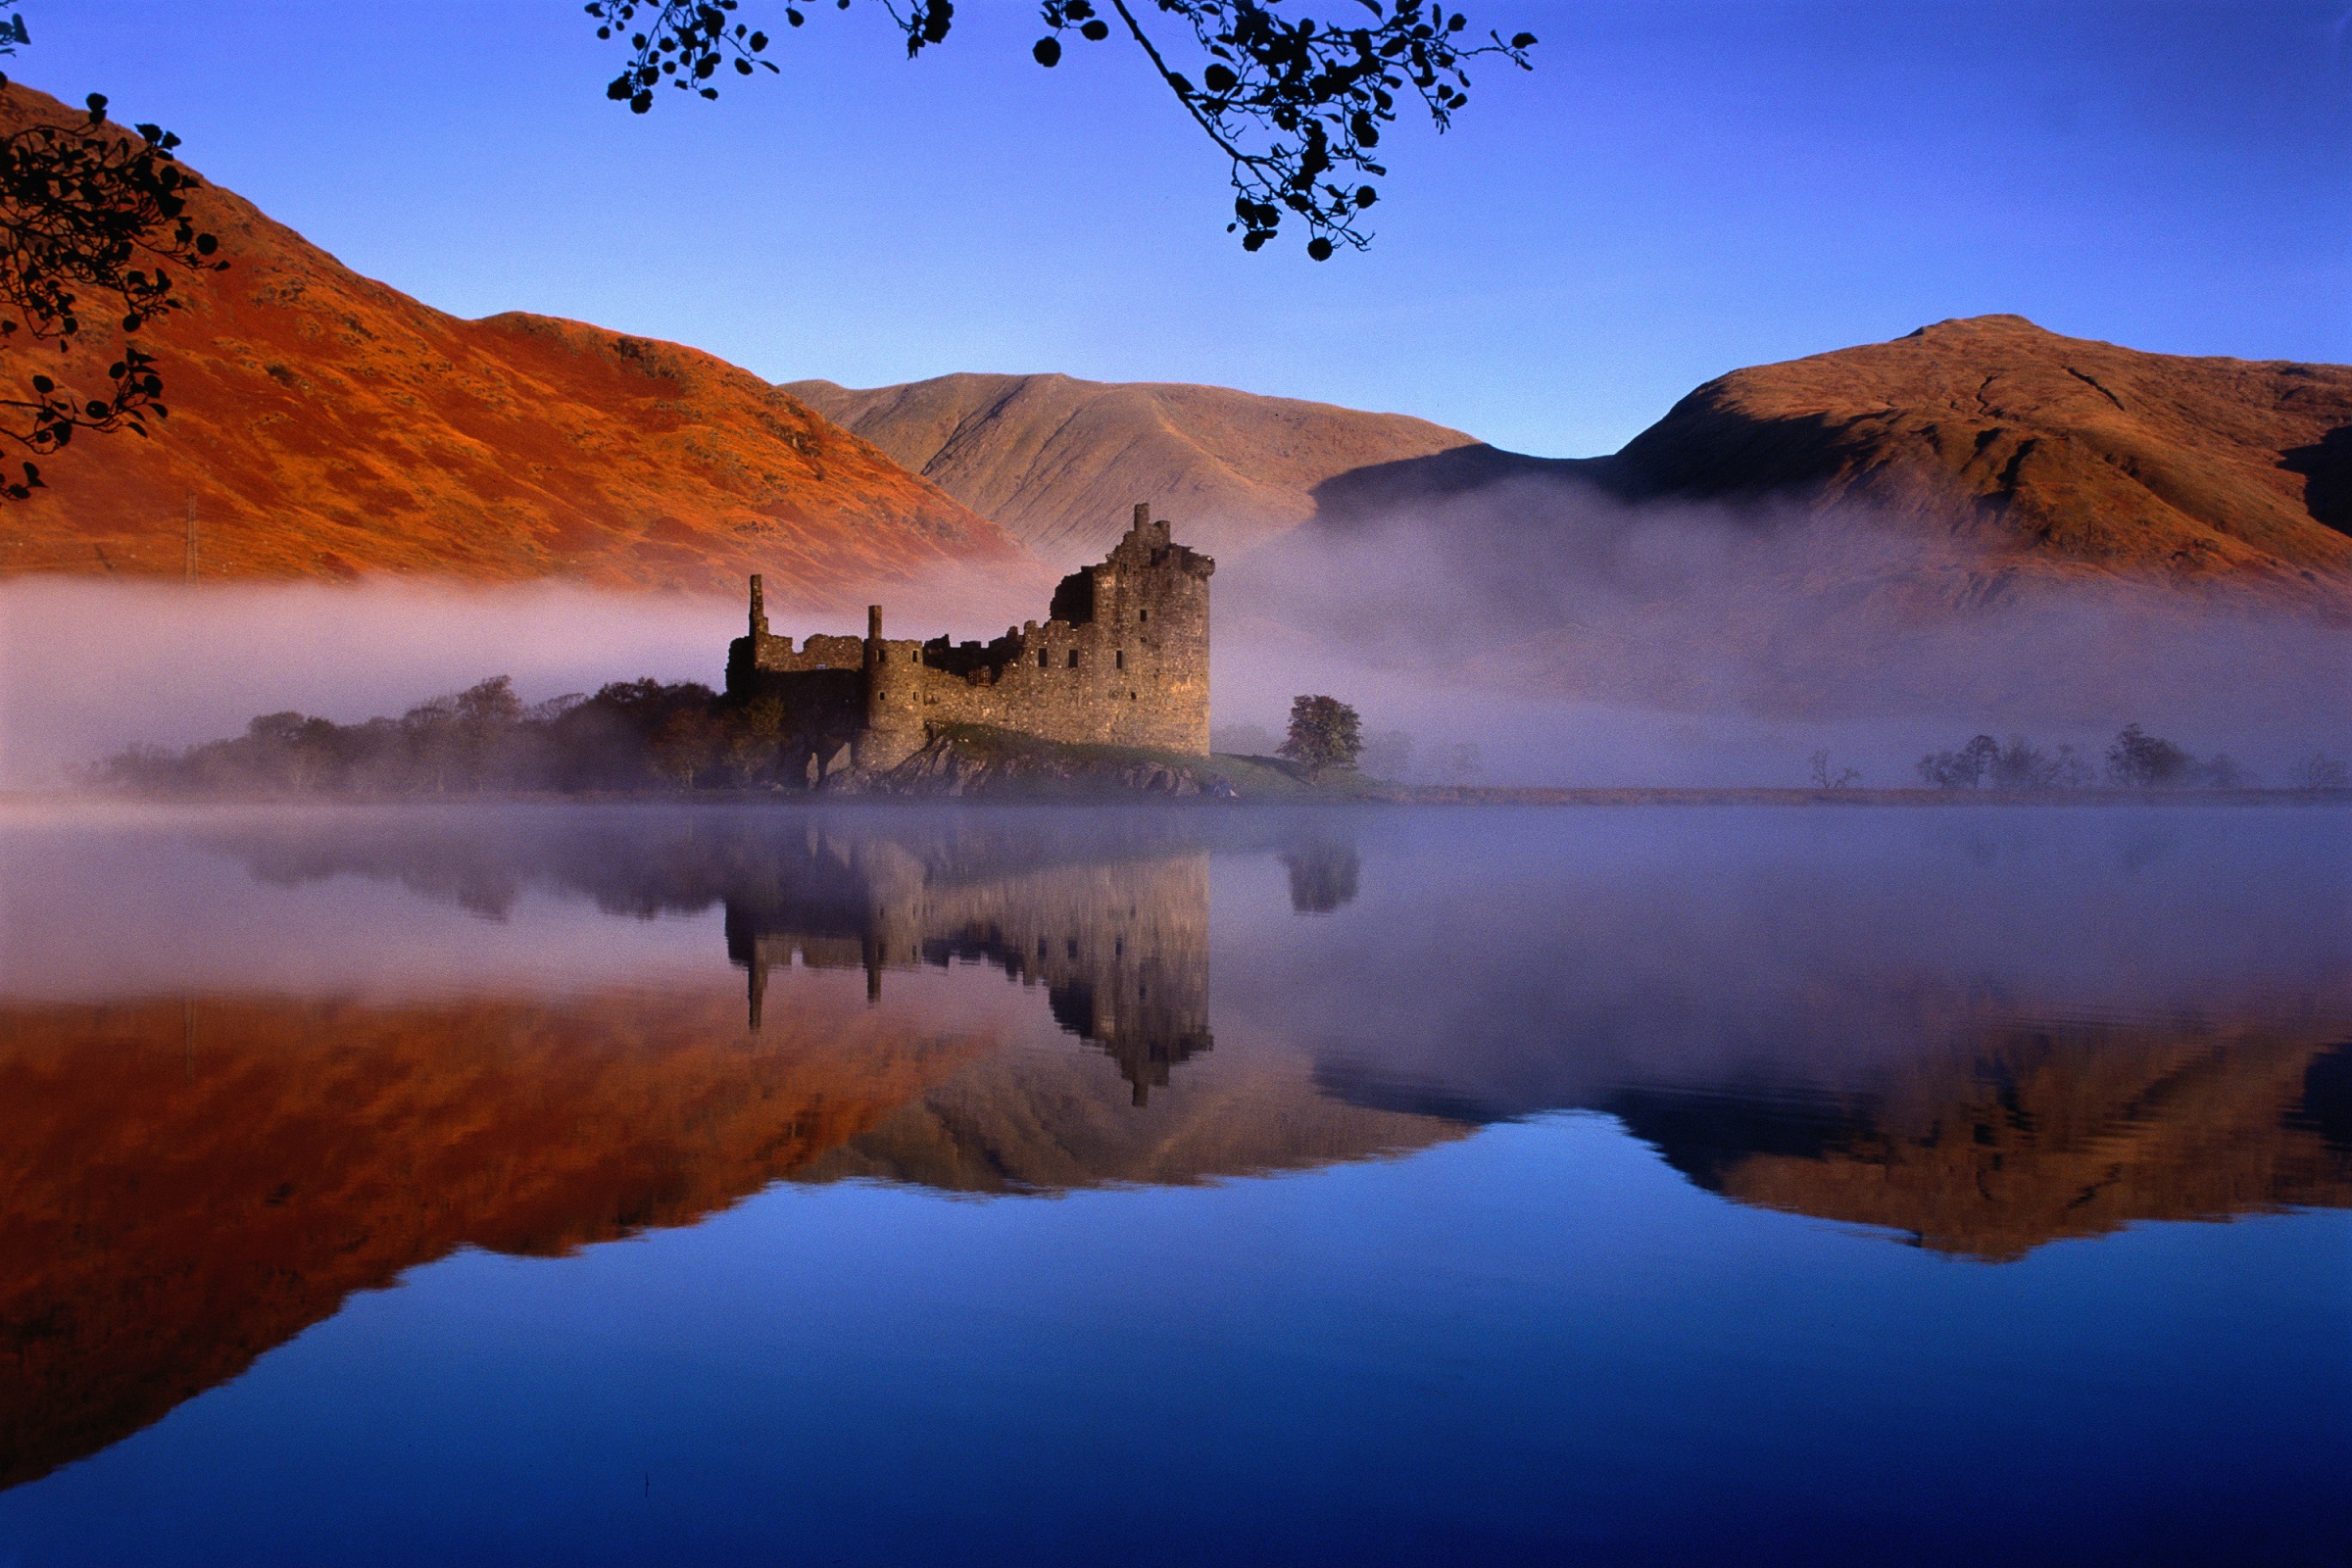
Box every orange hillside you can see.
[0,83,1031,603]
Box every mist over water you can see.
[1212,476,2352,785]
[0,801,2344,1562]
[0,569,1040,789]
[5,474,2347,790]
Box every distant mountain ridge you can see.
[1607,315,2352,593]
[1225,318,2352,727]
[1305,315,2352,604]
[0,82,1026,605]
[780,370,1476,565]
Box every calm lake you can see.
[1,802,2346,1566]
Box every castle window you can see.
[1067,650,1079,668]
[1139,609,1148,622]
[1114,650,1124,670]
[1038,649,1049,668]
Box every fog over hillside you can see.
[6,311,2345,790]
[1210,317,2352,782]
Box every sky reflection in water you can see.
[0,803,2345,1566]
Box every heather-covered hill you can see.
[781,370,1476,566]
[1605,315,2352,596]
[0,84,1028,605]
[1301,316,2352,609]
[1240,318,2352,726]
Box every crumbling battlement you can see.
[726,503,1214,780]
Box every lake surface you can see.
[1,802,2346,1566]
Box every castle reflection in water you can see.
[2,804,2345,1496]
[728,835,1214,1106]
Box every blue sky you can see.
[14,0,2347,456]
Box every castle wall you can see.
[727,506,1214,775]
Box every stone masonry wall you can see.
[727,505,1214,775]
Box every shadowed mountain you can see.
[781,371,1476,566]
[0,84,1027,605]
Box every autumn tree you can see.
[1279,693,1361,776]
[0,3,223,501]
[587,0,1536,259]
[651,708,723,788]
[719,696,786,786]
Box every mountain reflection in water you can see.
[0,803,2345,1505]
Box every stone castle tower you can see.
[727,504,1214,778]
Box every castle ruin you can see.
[726,503,1214,778]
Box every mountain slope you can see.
[0,83,1025,604]
[781,370,1475,564]
[1605,314,2352,590]
[1242,318,2352,723]
[1303,316,2352,601]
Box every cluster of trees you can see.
[1915,733,2100,791]
[1913,726,2349,792]
[93,677,808,796]
[96,683,1490,796]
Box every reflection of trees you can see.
[1281,841,1360,914]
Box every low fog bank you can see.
[9,467,2349,792]
[0,571,1034,790]
[1209,472,2352,787]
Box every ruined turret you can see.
[727,503,1215,784]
